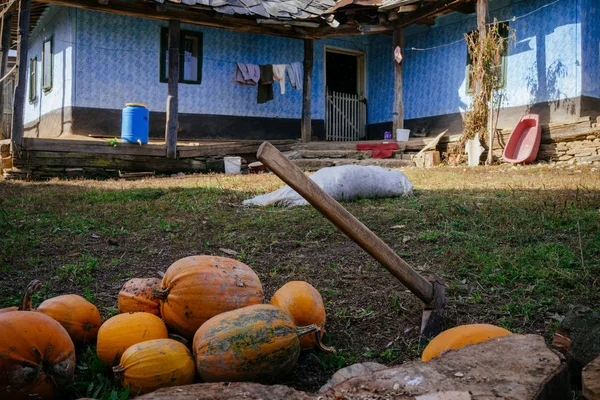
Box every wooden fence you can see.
[325,89,366,142]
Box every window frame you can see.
[159,28,203,85]
[42,36,53,93]
[29,57,37,103]
[465,23,509,96]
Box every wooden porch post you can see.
[392,27,404,139]
[0,13,13,139]
[165,19,180,159]
[11,0,31,154]
[301,39,313,143]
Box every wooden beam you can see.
[165,19,179,159]
[301,39,313,143]
[476,0,491,164]
[392,28,404,137]
[10,0,31,155]
[35,0,313,39]
[0,13,13,139]
[0,0,18,19]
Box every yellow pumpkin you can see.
[37,294,102,344]
[97,312,168,365]
[193,304,330,383]
[113,339,195,395]
[157,255,264,339]
[421,324,512,362]
[270,281,326,350]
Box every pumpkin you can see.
[118,278,161,316]
[193,304,331,382]
[113,338,195,395]
[37,294,102,344]
[270,281,326,350]
[97,312,169,365]
[0,280,42,314]
[0,311,76,400]
[157,255,264,339]
[421,323,512,362]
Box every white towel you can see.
[272,64,286,95]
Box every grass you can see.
[0,164,599,397]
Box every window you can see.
[160,28,203,84]
[42,37,53,92]
[466,23,509,95]
[28,57,36,102]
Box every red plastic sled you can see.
[503,114,541,164]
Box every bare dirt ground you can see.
[0,163,598,398]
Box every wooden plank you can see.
[10,0,31,154]
[0,0,17,19]
[301,39,313,143]
[165,20,180,159]
[0,13,12,139]
[177,142,294,158]
[392,28,404,138]
[23,138,168,156]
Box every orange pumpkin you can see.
[193,304,331,383]
[157,256,264,338]
[270,281,326,350]
[0,280,42,314]
[113,338,195,395]
[97,312,169,365]
[37,294,102,344]
[0,311,76,400]
[118,278,161,316]
[421,324,512,361]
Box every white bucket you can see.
[396,129,410,142]
[224,156,242,174]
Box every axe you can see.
[257,142,445,341]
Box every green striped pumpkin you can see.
[192,304,318,382]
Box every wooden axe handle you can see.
[257,142,434,305]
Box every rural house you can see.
[0,0,598,177]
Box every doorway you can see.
[325,47,366,141]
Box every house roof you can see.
[152,0,337,20]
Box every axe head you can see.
[420,276,446,344]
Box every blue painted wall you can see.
[400,0,583,122]
[24,0,597,136]
[581,0,600,99]
[24,6,74,128]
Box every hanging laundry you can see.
[232,63,260,86]
[286,61,303,90]
[258,64,274,104]
[272,64,287,95]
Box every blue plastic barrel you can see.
[121,103,149,144]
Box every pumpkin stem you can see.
[19,280,43,311]
[112,364,125,381]
[168,333,189,346]
[153,288,169,301]
[296,324,336,353]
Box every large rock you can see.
[583,355,600,400]
[136,335,568,400]
[321,334,568,400]
[319,362,387,392]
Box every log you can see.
[392,27,404,136]
[165,20,180,159]
[583,355,600,400]
[423,150,440,168]
[301,39,313,143]
[0,13,12,139]
[137,383,312,400]
[10,0,31,153]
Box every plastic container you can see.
[121,103,149,144]
[396,129,410,142]
[224,156,242,174]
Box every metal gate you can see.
[325,89,366,141]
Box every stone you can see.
[553,305,600,387]
[587,135,598,140]
[137,383,312,400]
[557,155,573,161]
[319,362,387,392]
[579,155,600,163]
[323,335,568,400]
[583,355,600,400]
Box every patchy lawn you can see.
[0,164,599,398]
